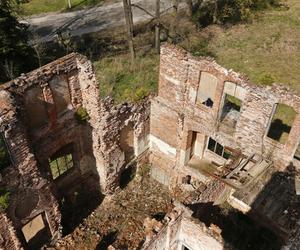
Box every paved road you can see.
[25,0,182,43]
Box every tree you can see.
[155,0,160,53]
[0,0,37,83]
[122,0,135,63]
[170,0,179,37]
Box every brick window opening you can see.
[49,75,72,115]
[0,135,11,171]
[182,245,191,250]
[294,143,300,161]
[207,138,231,160]
[24,87,48,129]
[197,72,218,108]
[267,103,297,144]
[220,94,242,127]
[120,123,135,165]
[49,153,74,180]
[21,213,51,249]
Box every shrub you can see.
[138,164,151,177]
[193,0,283,27]
[0,188,10,211]
[134,87,148,102]
[259,73,276,85]
[75,107,90,124]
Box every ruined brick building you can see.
[0,54,149,249]
[0,44,299,249]
[149,44,300,249]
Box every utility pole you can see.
[123,0,135,63]
[68,0,72,9]
[128,0,134,32]
[155,0,160,53]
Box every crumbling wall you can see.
[76,56,150,194]
[0,52,150,248]
[0,89,61,246]
[150,44,300,185]
[0,213,22,250]
[149,43,300,247]
[95,97,150,193]
[143,205,224,250]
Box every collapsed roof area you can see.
[0,44,299,250]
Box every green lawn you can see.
[182,0,300,92]
[94,52,159,104]
[91,0,299,104]
[19,0,103,16]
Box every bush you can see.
[133,87,148,102]
[0,188,10,211]
[75,107,90,124]
[193,0,283,27]
[259,73,276,85]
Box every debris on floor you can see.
[50,172,173,250]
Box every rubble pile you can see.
[51,172,173,250]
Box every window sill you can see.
[264,137,285,150]
[52,166,76,182]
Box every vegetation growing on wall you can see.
[0,188,10,211]
[75,107,90,124]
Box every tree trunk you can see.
[170,0,179,41]
[122,0,135,63]
[128,0,134,32]
[155,0,160,53]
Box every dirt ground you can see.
[50,170,173,250]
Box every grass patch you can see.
[94,52,159,104]
[18,0,103,16]
[17,0,300,103]
[179,0,300,92]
